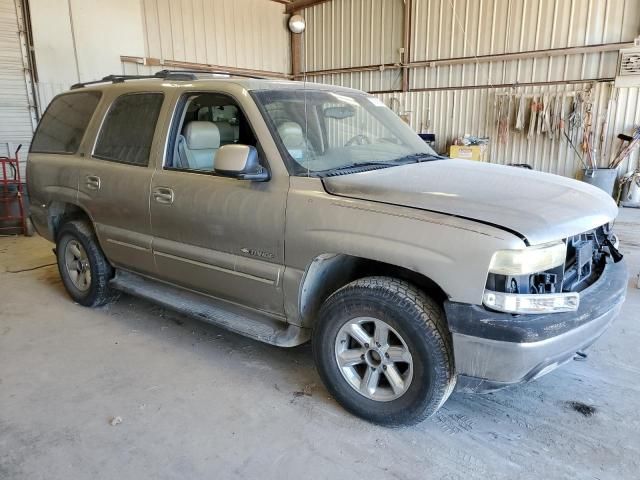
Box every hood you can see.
[322,159,618,245]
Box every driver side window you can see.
[167,92,259,173]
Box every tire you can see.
[312,276,456,426]
[56,220,117,307]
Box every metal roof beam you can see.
[285,0,332,14]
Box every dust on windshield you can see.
[252,89,439,176]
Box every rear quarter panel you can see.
[26,88,106,241]
[26,153,82,241]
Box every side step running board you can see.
[110,270,310,347]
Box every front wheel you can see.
[312,277,456,426]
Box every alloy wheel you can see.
[334,317,413,401]
[64,239,92,292]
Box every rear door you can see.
[76,90,166,276]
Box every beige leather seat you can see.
[277,121,307,161]
[177,121,220,170]
[215,122,239,145]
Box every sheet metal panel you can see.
[303,0,403,91]
[302,0,640,178]
[409,0,639,88]
[375,82,639,177]
[0,0,33,172]
[142,0,290,74]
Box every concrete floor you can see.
[1,209,639,480]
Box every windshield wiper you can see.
[318,161,396,177]
[317,154,445,177]
[391,153,446,163]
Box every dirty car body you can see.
[27,73,627,424]
[320,160,627,391]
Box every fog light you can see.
[483,290,579,314]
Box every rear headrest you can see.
[277,122,305,149]
[183,121,220,150]
[216,122,238,144]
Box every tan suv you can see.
[27,70,627,425]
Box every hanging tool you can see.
[515,93,525,131]
[537,95,545,135]
[562,128,590,170]
[543,94,553,135]
[551,94,562,140]
[528,97,539,139]
[581,91,596,169]
[496,95,511,144]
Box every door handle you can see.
[86,175,101,190]
[152,186,174,204]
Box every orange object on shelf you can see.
[449,145,487,161]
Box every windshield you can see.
[252,89,438,176]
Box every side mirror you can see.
[214,145,269,181]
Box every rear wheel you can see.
[312,276,455,426]
[56,220,117,307]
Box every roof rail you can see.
[69,69,270,90]
[154,68,270,80]
[69,70,199,90]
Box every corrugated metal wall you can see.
[303,0,640,178]
[409,0,638,89]
[376,82,640,176]
[31,0,148,110]
[304,0,404,90]
[0,0,34,173]
[141,0,290,74]
[33,0,292,109]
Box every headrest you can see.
[215,122,238,143]
[277,122,305,149]
[183,121,220,150]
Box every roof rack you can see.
[69,69,268,90]
[70,70,198,90]
[157,69,269,80]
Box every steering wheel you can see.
[345,134,372,146]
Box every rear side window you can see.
[94,93,164,166]
[30,92,101,154]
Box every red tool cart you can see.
[0,145,33,236]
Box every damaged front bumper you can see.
[445,259,628,393]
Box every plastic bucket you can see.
[581,168,618,197]
[621,178,640,207]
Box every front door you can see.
[149,91,287,315]
[76,91,166,276]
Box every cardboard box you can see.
[449,145,486,161]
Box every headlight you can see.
[489,241,566,275]
[483,290,579,314]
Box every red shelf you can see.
[0,148,27,235]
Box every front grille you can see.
[562,226,609,292]
[485,224,616,296]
